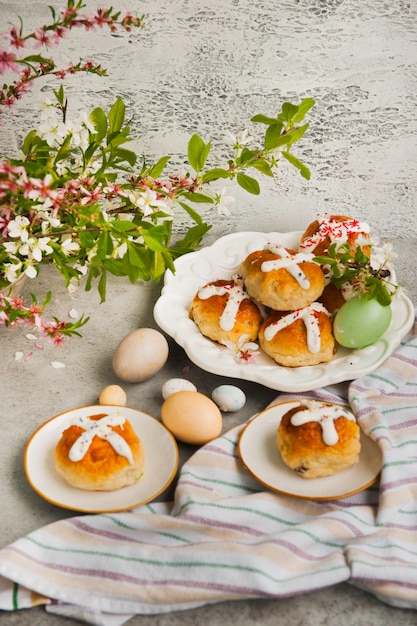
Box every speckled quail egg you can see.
[162,378,197,400]
[211,385,246,412]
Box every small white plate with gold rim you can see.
[154,230,415,392]
[238,401,383,501]
[24,405,178,513]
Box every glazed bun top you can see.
[298,214,371,256]
[240,243,325,311]
[54,411,145,491]
[189,275,262,345]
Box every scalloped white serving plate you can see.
[153,231,415,392]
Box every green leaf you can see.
[20,54,50,63]
[96,230,112,259]
[98,269,107,303]
[178,201,204,225]
[171,223,211,256]
[151,251,168,281]
[141,231,167,253]
[264,125,292,150]
[250,158,274,177]
[237,173,260,195]
[148,155,171,178]
[280,102,299,123]
[127,242,147,268]
[110,220,136,233]
[237,147,261,164]
[108,98,126,135]
[188,134,211,172]
[53,84,65,106]
[284,123,309,146]
[292,98,315,124]
[250,114,279,125]
[281,151,311,180]
[112,147,137,167]
[89,107,108,141]
[201,168,230,183]
[183,191,214,204]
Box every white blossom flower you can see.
[24,263,38,279]
[225,128,253,149]
[19,237,53,262]
[222,334,260,364]
[214,188,235,216]
[112,241,128,259]
[381,242,398,263]
[3,241,20,254]
[128,188,169,217]
[7,216,30,242]
[38,119,69,147]
[4,262,23,283]
[60,235,80,255]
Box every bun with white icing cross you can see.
[54,411,145,491]
[239,244,325,311]
[258,303,336,367]
[276,400,361,479]
[189,276,262,346]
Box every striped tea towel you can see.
[0,314,416,625]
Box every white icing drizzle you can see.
[260,244,315,290]
[263,302,330,353]
[68,412,134,464]
[197,275,250,331]
[298,216,371,253]
[290,399,356,446]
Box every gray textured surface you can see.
[0,0,416,624]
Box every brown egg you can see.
[112,328,169,383]
[161,391,223,445]
[99,385,127,406]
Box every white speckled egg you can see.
[99,384,127,406]
[112,328,169,383]
[161,391,222,445]
[162,378,197,400]
[212,385,246,412]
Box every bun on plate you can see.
[298,214,372,256]
[276,400,361,479]
[240,244,325,311]
[189,275,262,345]
[54,411,145,491]
[258,303,336,367]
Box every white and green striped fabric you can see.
[0,316,416,625]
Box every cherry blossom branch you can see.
[0,1,144,117]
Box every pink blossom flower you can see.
[0,46,19,73]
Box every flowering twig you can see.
[0,290,89,344]
[0,1,315,342]
[0,0,144,116]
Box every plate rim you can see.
[154,230,415,392]
[24,404,179,513]
[237,400,383,501]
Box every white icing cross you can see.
[298,216,371,253]
[260,244,315,289]
[290,399,356,446]
[263,302,330,353]
[198,275,251,331]
[68,412,134,464]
